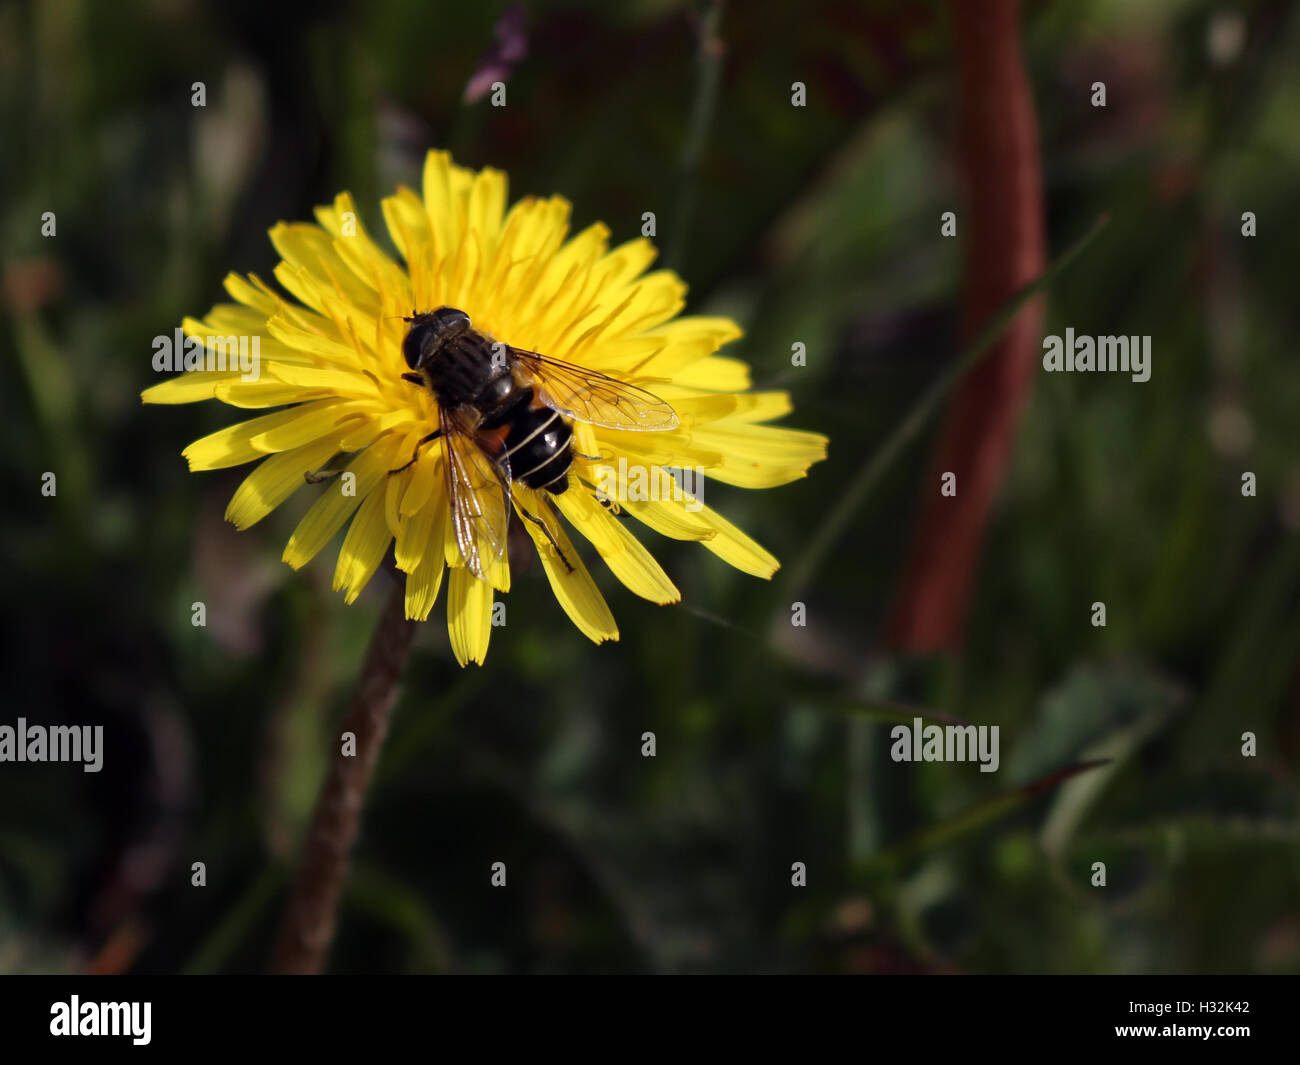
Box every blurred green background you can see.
[2,0,1299,974]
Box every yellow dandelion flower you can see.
[142,151,827,665]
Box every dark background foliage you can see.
[1,0,1298,973]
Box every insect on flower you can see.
[391,305,680,579]
[142,151,828,665]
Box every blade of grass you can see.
[665,0,726,273]
[345,863,452,973]
[182,867,284,975]
[779,214,1111,605]
[862,759,1110,873]
[1041,698,1182,865]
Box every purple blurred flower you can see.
[463,5,529,104]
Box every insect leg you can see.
[520,505,574,573]
[304,455,348,484]
[577,476,621,514]
[400,373,424,386]
[388,429,442,475]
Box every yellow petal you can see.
[487,536,511,594]
[222,272,280,316]
[247,400,367,454]
[213,381,332,409]
[602,469,775,574]
[671,356,751,392]
[385,443,415,541]
[597,432,725,473]
[443,219,483,314]
[398,449,438,516]
[658,390,789,423]
[401,474,449,620]
[225,435,344,530]
[517,491,618,644]
[498,223,610,350]
[599,311,737,376]
[554,489,679,604]
[312,192,399,294]
[382,186,436,291]
[594,237,658,289]
[264,361,378,397]
[689,497,779,577]
[466,167,508,257]
[403,542,447,622]
[685,422,828,488]
[282,435,402,569]
[264,312,365,369]
[394,459,442,572]
[269,221,378,314]
[189,304,269,337]
[338,408,410,451]
[183,400,345,470]
[645,315,743,348]
[620,488,717,542]
[447,565,494,666]
[722,391,793,423]
[141,371,240,405]
[661,394,741,426]
[421,150,473,261]
[333,488,392,604]
[490,196,572,323]
[566,276,685,367]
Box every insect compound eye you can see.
[401,324,431,369]
[436,308,471,340]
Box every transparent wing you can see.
[440,406,512,580]
[510,348,679,432]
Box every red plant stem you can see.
[269,584,415,974]
[884,0,1047,653]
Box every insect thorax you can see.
[429,329,512,409]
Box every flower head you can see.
[143,151,827,665]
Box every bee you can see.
[393,306,679,578]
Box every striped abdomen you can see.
[497,393,573,494]
[423,327,573,495]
